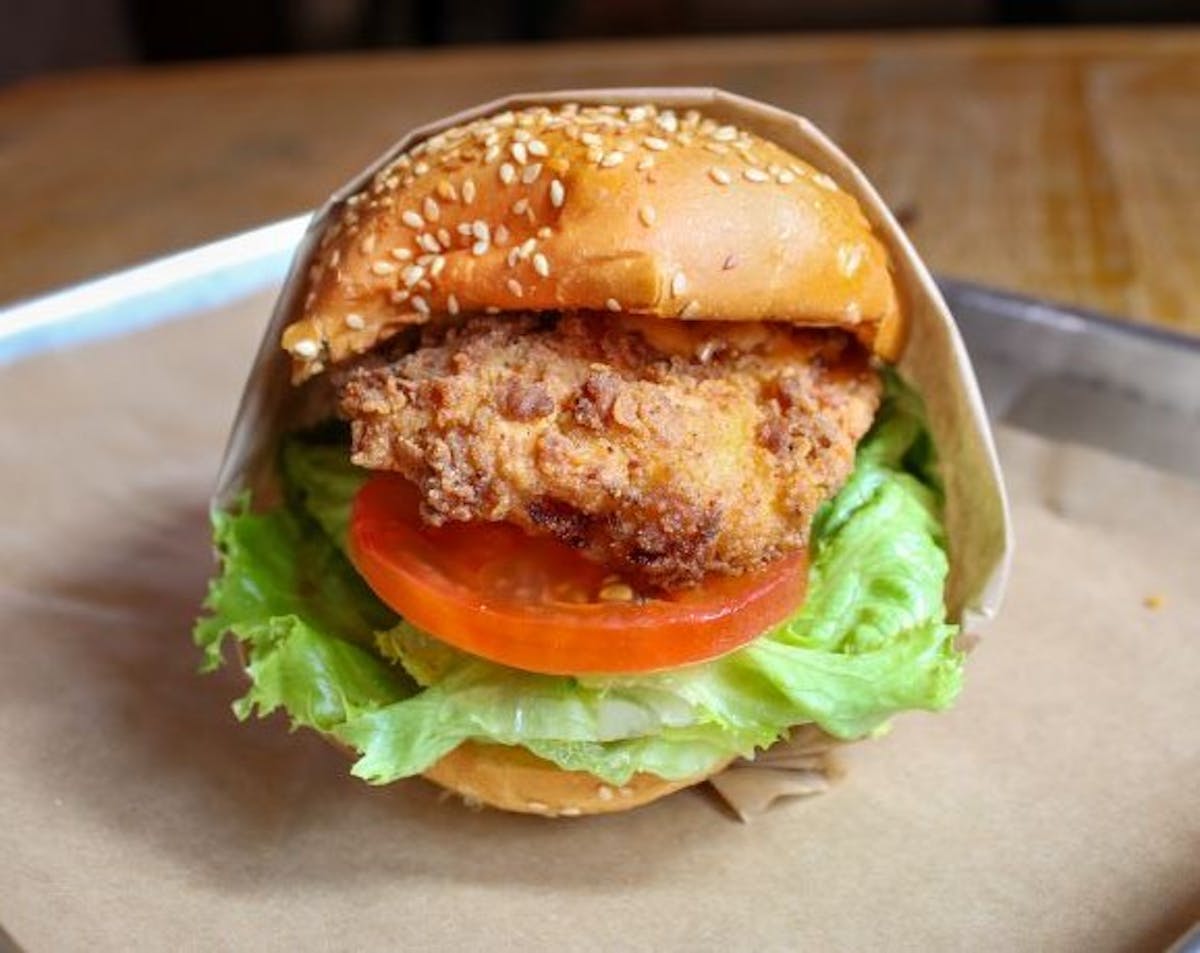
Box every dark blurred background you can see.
[5,0,1198,85]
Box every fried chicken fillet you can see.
[337,313,881,589]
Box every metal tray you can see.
[3,215,1199,480]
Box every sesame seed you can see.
[777,170,796,184]
[744,168,770,183]
[713,124,738,142]
[671,271,687,297]
[626,105,649,122]
[292,339,319,358]
[494,224,510,246]
[345,313,365,330]
[709,167,732,185]
[472,220,491,242]
[371,261,396,276]
[447,293,459,315]
[838,243,865,277]
[638,205,656,227]
[601,151,625,168]
[506,278,524,298]
[526,801,549,813]
[527,139,549,157]
[643,136,669,151]
[484,144,501,164]
[549,179,565,208]
[506,248,520,268]
[512,198,530,215]
[472,239,489,256]
[704,142,729,156]
[657,111,678,133]
[411,295,430,315]
[413,160,429,176]
[537,226,552,239]
[390,247,412,261]
[437,228,451,248]
[430,256,446,278]
[401,210,423,229]
[518,237,537,259]
[533,252,550,277]
[512,128,532,143]
[360,234,376,255]
[580,131,602,147]
[636,157,654,171]
[402,265,424,287]
[559,807,582,817]
[521,162,543,185]
[457,222,473,236]
[605,298,622,312]
[681,299,701,317]
[500,163,516,185]
[845,301,862,321]
[813,172,838,191]
[422,197,439,222]
[418,233,440,253]
[597,785,614,801]
[510,141,528,165]
[390,289,409,304]
[461,178,477,204]
[436,180,458,202]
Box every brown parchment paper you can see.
[1,290,1199,952]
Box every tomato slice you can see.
[348,473,807,675]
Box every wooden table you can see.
[2,29,1197,334]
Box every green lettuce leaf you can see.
[196,375,961,786]
[194,487,411,731]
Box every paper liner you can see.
[212,88,1013,818]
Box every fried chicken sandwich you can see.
[197,96,990,816]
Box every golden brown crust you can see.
[422,741,728,816]
[282,103,904,381]
[336,313,879,588]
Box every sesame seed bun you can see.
[282,102,903,380]
[423,740,730,817]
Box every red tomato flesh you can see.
[349,473,807,675]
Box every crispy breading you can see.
[336,313,880,589]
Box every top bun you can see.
[282,102,903,381]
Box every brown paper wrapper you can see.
[211,88,1012,817]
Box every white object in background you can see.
[0,214,310,364]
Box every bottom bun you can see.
[423,741,729,817]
